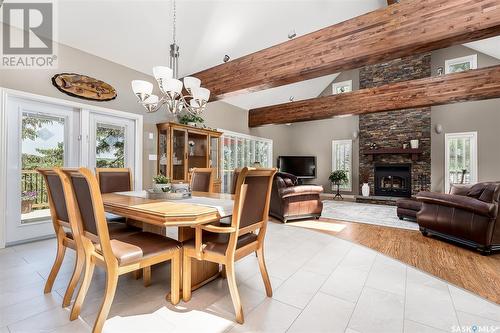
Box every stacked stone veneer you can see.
[359,53,432,196]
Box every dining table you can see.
[101,190,234,293]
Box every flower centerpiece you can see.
[152,174,171,193]
[21,190,37,214]
[329,170,348,200]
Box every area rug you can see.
[321,200,419,231]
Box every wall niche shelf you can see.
[364,148,423,162]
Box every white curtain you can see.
[332,140,353,191]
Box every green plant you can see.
[329,170,348,185]
[153,174,170,184]
[178,114,204,125]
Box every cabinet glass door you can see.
[171,129,187,181]
[210,135,219,176]
[187,132,208,171]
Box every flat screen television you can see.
[278,156,317,179]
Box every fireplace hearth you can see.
[374,164,411,197]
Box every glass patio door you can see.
[87,113,135,171]
[5,97,79,244]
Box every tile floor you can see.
[1,221,499,333]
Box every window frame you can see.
[444,131,478,193]
[219,129,273,193]
[444,54,477,74]
[332,139,353,192]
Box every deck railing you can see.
[21,170,49,209]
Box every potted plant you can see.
[360,170,370,197]
[178,114,204,127]
[21,191,37,214]
[329,170,348,200]
[152,174,171,193]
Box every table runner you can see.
[115,191,234,218]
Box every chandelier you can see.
[131,0,210,115]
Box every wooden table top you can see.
[102,191,233,227]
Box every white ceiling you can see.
[50,0,386,109]
[466,36,500,61]
[4,1,499,110]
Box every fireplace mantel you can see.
[364,148,423,162]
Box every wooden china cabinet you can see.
[156,122,223,193]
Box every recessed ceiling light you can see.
[286,123,292,126]
[223,55,230,63]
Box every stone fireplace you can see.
[358,53,432,198]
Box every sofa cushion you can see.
[283,178,295,187]
[467,183,486,198]
[478,184,497,203]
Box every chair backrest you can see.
[230,169,241,194]
[37,168,70,232]
[229,167,277,249]
[61,168,114,259]
[190,168,215,192]
[95,168,132,194]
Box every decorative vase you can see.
[21,200,33,214]
[362,183,370,197]
[410,139,419,149]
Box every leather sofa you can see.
[416,182,500,254]
[270,172,323,223]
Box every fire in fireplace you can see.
[374,164,412,197]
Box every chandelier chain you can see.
[172,0,176,44]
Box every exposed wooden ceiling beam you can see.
[248,65,500,127]
[191,0,500,100]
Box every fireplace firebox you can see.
[374,164,411,197]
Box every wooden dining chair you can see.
[38,168,84,308]
[39,168,143,310]
[182,167,277,324]
[95,168,133,194]
[190,167,215,192]
[60,168,181,333]
[96,167,150,280]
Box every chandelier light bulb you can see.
[184,76,201,92]
[131,80,153,101]
[152,66,173,81]
[192,87,210,102]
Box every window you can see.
[332,80,352,94]
[445,54,477,74]
[332,140,353,191]
[445,132,477,193]
[220,130,273,193]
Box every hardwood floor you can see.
[280,217,500,305]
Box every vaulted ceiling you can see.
[53,0,386,109]
[4,0,499,110]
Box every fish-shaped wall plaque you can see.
[52,73,117,101]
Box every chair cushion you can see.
[184,231,258,255]
[98,232,180,265]
[478,184,497,203]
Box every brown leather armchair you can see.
[270,172,324,223]
[416,182,500,254]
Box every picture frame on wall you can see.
[332,80,352,94]
[445,54,477,74]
